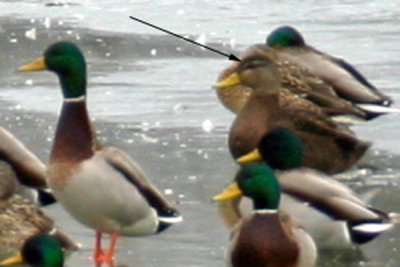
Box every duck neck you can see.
[50,98,96,163]
[253,196,279,211]
[59,64,86,99]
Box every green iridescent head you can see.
[259,128,304,170]
[24,234,64,267]
[0,234,64,267]
[266,26,306,47]
[236,163,281,210]
[19,42,87,99]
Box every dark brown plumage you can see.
[216,53,370,174]
[216,38,395,123]
[0,162,78,262]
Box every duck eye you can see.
[242,56,269,70]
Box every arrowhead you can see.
[228,54,241,61]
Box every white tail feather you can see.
[352,222,393,233]
[159,215,183,224]
[357,104,400,114]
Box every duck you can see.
[227,127,395,247]
[214,163,317,267]
[215,53,371,174]
[18,41,182,262]
[266,25,392,107]
[0,161,78,263]
[216,26,397,124]
[0,126,55,205]
[0,234,64,267]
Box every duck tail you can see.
[37,188,57,206]
[347,209,394,244]
[357,104,400,120]
[156,209,183,233]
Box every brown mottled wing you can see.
[279,90,323,116]
[278,61,367,118]
[0,194,54,259]
[218,43,368,118]
[102,146,178,217]
[279,94,358,138]
[6,195,54,232]
[278,59,337,97]
[278,93,372,172]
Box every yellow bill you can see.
[18,57,47,71]
[214,72,241,88]
[0,252,23,265]
[213,182,243,201]
[236,149,262,164]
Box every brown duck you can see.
[216,26,396,123]
[0,161,78,262]
[215,53,371,174]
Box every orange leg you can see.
[93,231,105,262]
[93,231,119,263]
[103,233,119,261]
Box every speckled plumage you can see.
[216,26,395,123]
[216,53,370,174]
[0,162,78,262]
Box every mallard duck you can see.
[0,234,64,267]
[267,25,392,106]
[215,53,371,174]
[216,26,397,123]
[214,163,317,267]
[229,128,395,247]
[18,42,182,262]
[0,161,78,263]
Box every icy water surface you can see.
[0,0,400,266]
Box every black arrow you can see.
[129,16,240,61]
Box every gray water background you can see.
[0,0,400,266]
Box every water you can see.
[0,0,400,266]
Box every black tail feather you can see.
[37,188,57,206]
[156,209,182,234]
